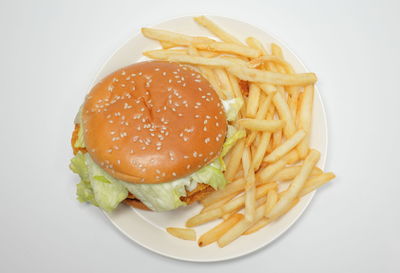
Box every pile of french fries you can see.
[143,16,335,247]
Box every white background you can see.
[0,0,399,272]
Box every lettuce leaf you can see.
[76,180,98,206]
[222,98,243,121]
[191,159,227,190]
[118,178,190,212]
[74,125,85,148]
[73,110,85,148]
[69,151,89,181]
[85,154,128,212]
[221,125,246,157]
[70,152,97,206]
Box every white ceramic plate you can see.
[98,16,327,262]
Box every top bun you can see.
[82,61,227,184]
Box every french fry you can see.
[227,73,246,116]
[160,41,178,49]
[170,54,235,67]
[143,49,188,59]
[249,55,294,74]
[267,150,320,219]
[228,65,317,86]
[257,151,296,183]
[222,183,275,214]
[258,83,277,94]
[272,129,282,149]
[194,42,261,58]
[245,37,268,55]
[246,95,273,147]
[198,214,244,247]
[166,227,196,241]
[201,178,245,206]
[264,189,278,216]
[251,131,272,171]
[272,166,323,182]
[237,119,285,132]
[214,68,235,99]
[286,149,300,165]
[218,203,266,247]
[264,129,306,163]
[186,208,223,227]
[201,193,238,213]
[297,85,314,158]
[194,16,243,45]
[270,43,287,74]
[198,66,226,99]
[225,139,246,181]
[242,146,252,177]
[141,27,215,46]
[273,91,297,138]
[244,168,256,222]
[288,88,301,120]
[244,197,299,235]
[300,172,336,197]
[271,43,283,58]
[187,183,275,227]
[246,84,261,118]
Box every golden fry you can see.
[194,16,243,45]
[198,214,244,247]
[264,129,306,163]
[166,227,196,241]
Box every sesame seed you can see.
[172,172,176,177]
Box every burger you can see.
[70,61,244,212]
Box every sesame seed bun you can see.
[81,61,227,184]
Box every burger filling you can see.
[70,98,244,212]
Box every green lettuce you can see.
[85,154,128,212]
[118,178,190,212]
[70,151,89,181]
[74,125,85,148]
[221,125,246,157]
[191,159,227,190]
[73,110,85,148]
[76,180,98,206]
[222,98,243,121]
[69,152,97,206]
